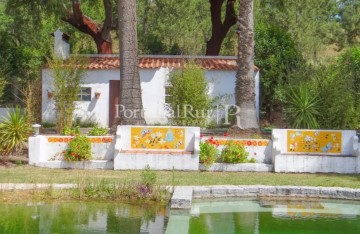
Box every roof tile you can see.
[84,56,244,71]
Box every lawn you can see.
[1,165,360,188]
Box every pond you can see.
[166,199,360,234]
[0,201,168,234]
[1,199,360,234]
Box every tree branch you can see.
[101,0,113,42]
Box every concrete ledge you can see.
[172,185,360,209]
[171,186,193,209]
[191,185,360,200]
[199,163,273,172]
[33,160,114,170]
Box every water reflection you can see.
[166,199,360,234]
[0,202,168,234]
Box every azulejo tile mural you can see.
[131,127,185,150]
[287,130,342,154]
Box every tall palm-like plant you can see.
[235,0,259,129]
[117,0,146,125]
[284,85,320,129]
[0,107,31,156]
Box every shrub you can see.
[0,107,31,156]
[220,141,253,163]
[199,140,219,168]
[50,56,86,134]
[167,63,211,127]
[64,135,91,161]
[88,125,108,136]
[140,165,157,188]
[62,126,81,136]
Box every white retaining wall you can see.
[29,135,115,169]
[272,129,360,173]
[114,125,200,170]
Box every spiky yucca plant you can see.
[284,85,320,129]
[0,107,32,156]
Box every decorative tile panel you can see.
[131,127,185,150]
[287,130,342,154]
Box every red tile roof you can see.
[83,55,258,71]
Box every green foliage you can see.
[167,63,211,127]
[254,22,304,117]
[0,71,7,100]
[63,135,91,161]
[62,126,80,136]
[220,141,253,164]
[199,140,219,168]
[88,126,108,136]
[283,84,320,129]
[140,165,157,188]
[50,56,86,134]
[138,0,210,55]
[0,107,31,156]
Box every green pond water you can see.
[0,201,168,234]
[1,199,360,234]
[166,199,360,234]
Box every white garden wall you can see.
[29,135,115,169]
[272,129,360,173]
[114,125,200,170]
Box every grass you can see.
[1,165,360,188]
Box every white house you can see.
[41,55,260,127]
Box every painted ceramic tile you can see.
[47,137,112,143]
[204,138,269,147]
[287,130,342,154]
[131,127,185,150]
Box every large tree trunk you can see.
[206,0,237,56]
[117,0,146,125]
[235,0,259,129]
[62,0,113,54]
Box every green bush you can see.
[167,63,211,127]
[199,140,219,168]
[140,165,157,188]
[62,126,80,136]
[220,141,253,163]
[64,135,91,161]
[88,125,108,136]
[0,107,31,156]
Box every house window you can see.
[165,82,172,104]
[77,87,92,101]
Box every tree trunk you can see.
[206,0,237,56]
[117,0,146,125]
[235,0,259,129]
[62,1,113,54]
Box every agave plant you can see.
[284,85,320,129]
[0,107,32,156]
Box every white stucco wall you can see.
[42,68,260,127]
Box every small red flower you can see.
[223,133,228,137]
[200,134,203,138]
[210,136,214,140]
